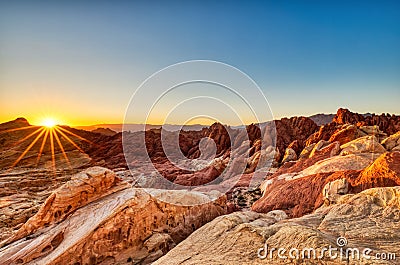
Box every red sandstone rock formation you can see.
[174,165,221,186]
[333,108,400,135]
[287,140,302,154]
[333,108,366,124]
[274,117,319,160]
[305,122,338,146]
[328,124,358,145]
[0,167,227,265]
[252,151,400,217]
[355,151,400,188]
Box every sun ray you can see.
[56,126,93,144]
[54,127,86,153]
[12,127,44,147]
[9,123,93,171]
[0,125,41,134]
[36,129,49,165]
[53,128,71,168]
[49,128,56,171]
[11,128,46,168]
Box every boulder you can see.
[299,143,316,159]
[358,125,387,140]
[328,124,358,145]
[340,135,386,155]
[281,148,297,163]
[305,122,338,146]
[381,131,400,151]
[287,140,302,154]
[309,140,340,158]
[253,172,335,217]
[246,149,272,173]
[322,178,349,204]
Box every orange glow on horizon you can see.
[1,115,253,127]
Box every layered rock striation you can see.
[0,167,227,265]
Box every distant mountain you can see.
[308,113,336,126]
[91,127,117,136]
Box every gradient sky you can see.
[1,0,399,126]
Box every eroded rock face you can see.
[299,153,377,177]
[0,167,228,265]
[328,124,358,145]
[355,151,400,188]
[322,178,349,204]
[305,109,400,148]
[155,187,400,265]
[0,169,77,242]
[269,141,345,179]
[252,152,400,217]
[333,108,366,125]
[1,167,127,246]
[305,122,338,146]
[173,165,221,186]
[309,140,340,158]
[381,131,400,151]
[333,108,400,135]
[274,117,319,161]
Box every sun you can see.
[4,115,92,171]
[41,118,58,128]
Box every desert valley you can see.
[0,108,399,264]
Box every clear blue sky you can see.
[1,0,399,125]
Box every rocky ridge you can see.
[1,108,400,264]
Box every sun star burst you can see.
[2,119,94,171]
